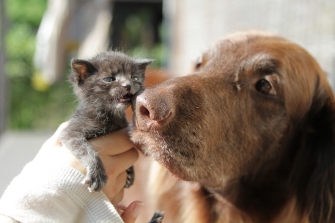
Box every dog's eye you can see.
[194,53,210,71]
[103,77,115,82]
[195,62,202,70]
[255,79,274,95]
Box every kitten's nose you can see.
[122,84,131,91]
[135,89,173,131]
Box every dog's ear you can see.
[292,79,335,223]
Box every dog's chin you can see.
[131,129,194,181]
[131,129,226,189]
[147,149,223,188]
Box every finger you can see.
[50,122,70,147]
[111,188,124,206]
[115,204,127,215]
[102,171,128,202]
[101,148,139,177]
[53,121,70,137]
[89,128,135,155]
[36,122,70,159]
[121,201,144,223]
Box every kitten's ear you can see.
[136,59,154,71]
[136,59,154,65]
[71,58,97,83]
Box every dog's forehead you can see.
[242,53,280,70]
[200,39,282,78]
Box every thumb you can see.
[120,201,144,223]
[51,121,69,146]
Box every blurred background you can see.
[0,0,334,192]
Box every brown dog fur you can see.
[127,31,335,223]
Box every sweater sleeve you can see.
[0,161,124,223]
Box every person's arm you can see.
[0,123,143,223]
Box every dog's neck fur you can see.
[150,162,302,223]
[149,124,313,223]
[208,131,307,223]
[217,134,323,223]
[211,193,309,223]
[210,178,301,223]
[150,142,307,223]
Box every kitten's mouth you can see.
[116,93,132,103]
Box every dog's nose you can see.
[135,89,173,131]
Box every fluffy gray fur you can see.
[60,51,152,191]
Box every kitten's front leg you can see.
[60,130,107,191]
[148,211,164,223]
[80,142,107,192]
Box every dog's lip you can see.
[135,114,170,132]
[134,110,172,132]
[131,128,197,183]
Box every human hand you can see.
[34,122,143,223]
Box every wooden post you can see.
[0,0,7,135]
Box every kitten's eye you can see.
[131,76,139,81]
[103,77,115,82]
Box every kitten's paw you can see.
[83,170,108,192]
[124,166,135,188]
[148,211,164,223]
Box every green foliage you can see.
[8,77,75,129]
[7,0,46,28]
[128,43,165,68]
[6,0,75,130]
[6,24,36,78]
[115,7,165,67]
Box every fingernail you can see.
[117,209,124,215]
[132,202,144,218]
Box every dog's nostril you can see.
[135,91,174,131]
[140,106,150,118]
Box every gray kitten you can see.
[60,51,152,192]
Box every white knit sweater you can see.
[0,160,124,223]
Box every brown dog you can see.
[130,31,335,223]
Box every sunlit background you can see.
[0,0,334,193]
